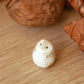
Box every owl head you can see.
[35,39,54,53]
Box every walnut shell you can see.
[64,18,84,51]
[6,0,65,27]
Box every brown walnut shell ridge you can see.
[6,0,65,27]
[64,18,84,51]
[68,0,84,17]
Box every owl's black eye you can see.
[40,43,42,45]
[46,47,48,49]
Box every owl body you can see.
[33,39,56,68]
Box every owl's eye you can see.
[46,47,48,49]
[40,43,42,45]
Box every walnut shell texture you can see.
[64,18,84,51]
[68,0,84,17]
[6,0,65,27]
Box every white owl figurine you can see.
[33,39,56,68]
